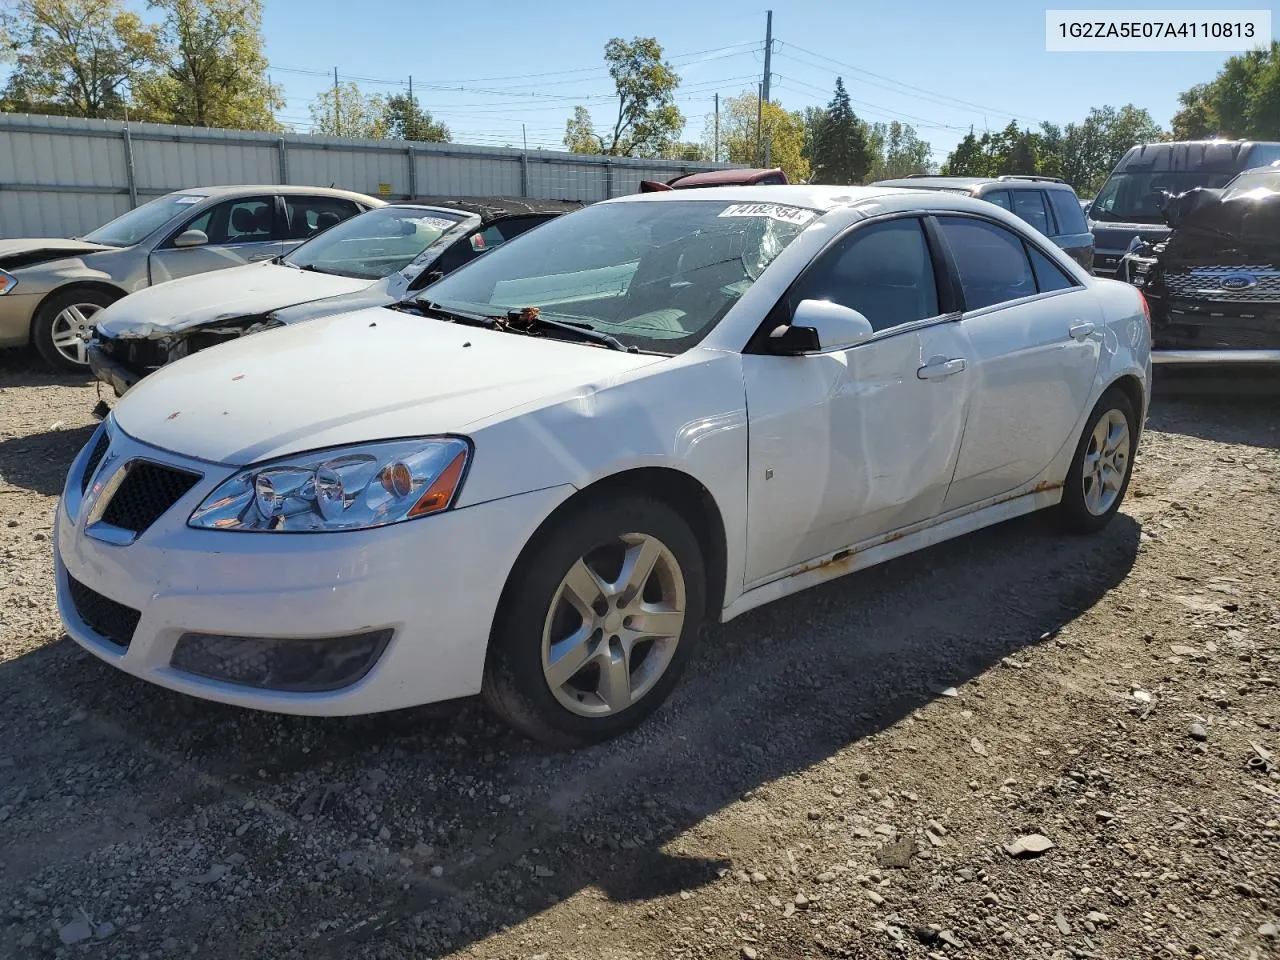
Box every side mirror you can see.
[769,299,875,355]
[172,229,209,249]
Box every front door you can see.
[742,216,973,586]
[934,215,1103,510]
[149,195,283,283]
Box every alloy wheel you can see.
[1082,409,1131,516]
[541,532,686,717]
[50,303,105,366]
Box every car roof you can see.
[170,185,385,204]
[607,184,909,212]
[873,175,1074,193]
[395,196,583,222]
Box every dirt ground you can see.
[0,353,1277,960]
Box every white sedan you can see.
[55,186,1151,746]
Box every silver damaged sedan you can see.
[0,185,381,370]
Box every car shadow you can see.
[1148,384,1280,450]
[1,507,1142,959]
[0,349,96,389]
[0,423,96,496]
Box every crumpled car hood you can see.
[0,239,114,270]
[96,261,374,337]
[111,307,665,466]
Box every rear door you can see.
[282,194,364,250]
[934,215,1102,511]
[149,194,283,283]
[1045,188,1095,272]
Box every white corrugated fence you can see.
[0,113,730,238]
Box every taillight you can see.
[1136,289,1152,340]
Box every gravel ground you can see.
[1,352,1278,960]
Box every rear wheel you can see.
[33,287,119,371]
[483,496,706,747]
[1058,387,1138,533]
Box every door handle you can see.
[1068,320,1098,341]
[917,357,967,380]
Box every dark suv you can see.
[873,175,1094,271]
[1088,139,1280,277]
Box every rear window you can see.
[1011,191,1053,236]
[1047,189,1089,235]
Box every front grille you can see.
[1163,266,1280,302]
[80,430,110,494]
[67,575,140,648]
[97,334,169,370]
[100,461,201,535]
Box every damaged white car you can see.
[57,185,1149,746]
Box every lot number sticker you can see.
[718,202,816,225]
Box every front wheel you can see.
[482,496,706,747]
[33,287,120,371]
[1057,387,1138,533]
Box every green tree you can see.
[1171,42,1280,140]
[942,130,988,176]
[810,78,872,184]
[867,121,933,180]
[704,90,810,182]
[308,81,387,139]
[131,0,281,129]
[662,140,709,161]
[563,37,683,157]
[382,92,449,142]
[0,0,158,118]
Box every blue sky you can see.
[6,0,1270,162]
[258,0,1265,159]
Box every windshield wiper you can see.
[525,313,633,352]
[413,300,499,328]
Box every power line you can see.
[773,77,966,131]
[775,41,1046,124]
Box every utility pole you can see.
[713,93,720,163]
[333,67,341,137]
[762,10,773,167]
[522,123,527,152]
[755,82,764,167]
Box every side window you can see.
[982,189,1012,211]
[1047,189,1089,236]
[936,216,1037,311]
[1011,190,1052,235]
[177,196,274,246]
[1028,245,1076,293]
[1246,144,1280,167]
[284,196,360,240]
[789,217,940,333]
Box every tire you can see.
[32,287,120,372]
[1057,386,1138,534]
[482,495,706,747]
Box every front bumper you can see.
[0,292,40,348]
[55,421,574,715]
[87,341,143,397]
[1152,348,1280,365]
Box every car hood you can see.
[0,238,116,270]
[1161,189,1280,264]
[1091,222,1171,251]
[111,307,666,466]
[96,261,374,337]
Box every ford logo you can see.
[1219,272,1258,291]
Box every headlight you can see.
[188,437,470,532]
[0,270,16,295]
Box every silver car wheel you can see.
[541,532,686,718]
[1082,409,1130,516]
[50,302,104,366]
